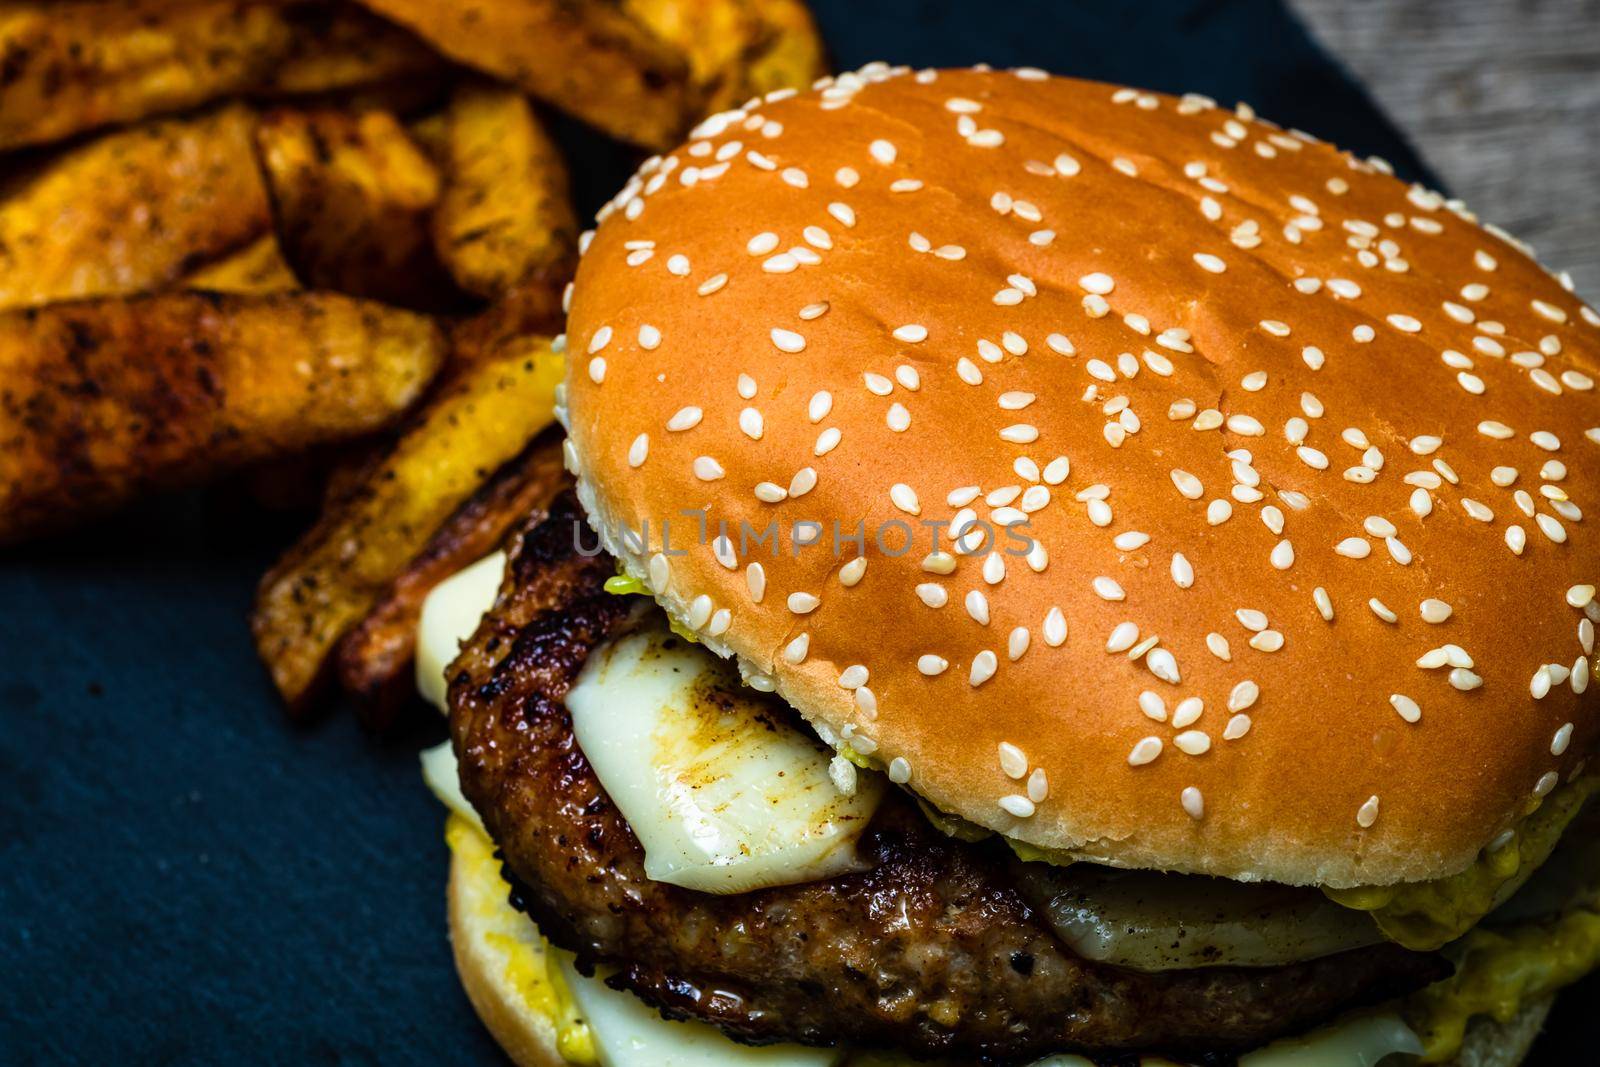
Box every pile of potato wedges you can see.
[0,0,826,727]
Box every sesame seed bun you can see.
[448,816,570,1067]
[561,65,1599,888]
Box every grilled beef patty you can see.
[448,495,1446,1064]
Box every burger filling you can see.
[418,498,1598,1065]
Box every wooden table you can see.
[1290,0,1600,298]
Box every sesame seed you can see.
[771,328,806,353]
[1420,599,1453,623]
[627,434,649,468]
[1390,694,1422,723]
[1000,424,1039,444]
[1174,730,1211,756]
[1181,787,1205,820]
[889,483,920,515]
[999,794,1035,818]
[1335,537,1371,559]
[838,665,869,689]
[893,323,928,343]
[1194,253,1227,273]
[1356,796,1380,828]
[787,592,819,615]
[998,742,1028,779]
[1044,608,1068,646]
[970,650,997,686]
[1269,540,1295,570]
[1092,576,1125,601]
[1128,737,1163,766]
[837,554,864,585]
[1171,698,1203,729]
[746,232,779,256]
[692,456,724,481]
[1228,680,1259,712]
[888,757,911,784]
[1147,648,1181,684]
[1138,691,1168,722]
[1107,621,1139,653]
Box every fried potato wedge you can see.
[0,105,271,310]
[0,0,438,152]
[252,332,564,713]
[178,234,300,294]
[449,283,568,369]
[337,428,569,728]
[0,292,445,546]
[624,0,826,114]
[737,0,828,103]
[257,107,459,309]
[351,0,696,150]
[433,84,577,300]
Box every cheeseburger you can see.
[415,64,1600,1066]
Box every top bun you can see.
[561,64,1599,887]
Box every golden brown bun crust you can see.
[448,839,566,1067]
[563,66,1600,887]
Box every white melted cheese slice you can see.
[1237,1011,1421,1066]
[415,550,506,713]
[566,621,885,894]
[556,954,842,1067]
[421,739,482,833]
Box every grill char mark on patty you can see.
[448,495,1448,1065]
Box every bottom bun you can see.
[1446,995,1553,1067]
[446,810,1556,1067]
[447,815,581,1067]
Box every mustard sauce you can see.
[1325,776,1599,950]
[445,815,599,1064]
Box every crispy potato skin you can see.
[433,83,577,300]
[0,0,437,152]
[178,233,301,294]
[336,428,569,729]
[251,332,563,713]
[350,0,696,150]
[624,0,827,114]
[736,0,828,102]
[256,107,460,309]
[449,283,568,369]
[0,105,271,309]
[0,291,444,546]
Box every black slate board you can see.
[1,1,1586,1063]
